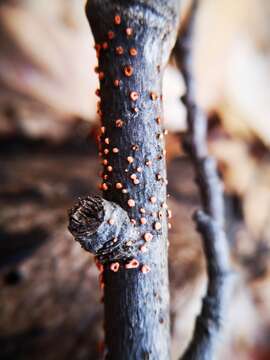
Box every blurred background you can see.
[1,0,270,359]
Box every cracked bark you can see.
[69,1,181,359]
[174,1,232,359]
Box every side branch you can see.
[174,1,231,359]
[68,196,139,263]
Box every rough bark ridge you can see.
[69,1,181,359]
[174,1,231,359]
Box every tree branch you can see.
[68,1,181,359]
[174,1,231,359]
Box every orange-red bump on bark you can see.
[144,233,153,242]
[130,91,139,101]
[150,92,158,100]
[127,156,134,164]
[104,138,110,144]
[154,222,162,230]
[101,183,108,191]
[107,166,113,172]
[128,199,135,207]
[126,27,133,36]
[94,44,101,58]
[132,144,139,151]
[124,65,133,77]
[114,15,121,25]
[129,48,138,56]
[140,218,147,225]
[102,42,108,50]
[101,126,106,134]
[125,259,139,269]
[150,196,157,204]
[141,265,151,274]
[99,72,105,80]
[116,46,124,55]
[114,79,120,87]
[108,31,115,40]
[115,119,124,128]
[112,147,119,153]
[108,218,115,225]
[115,182,123,189]
[110,262,120,272]
[140,245,148,253]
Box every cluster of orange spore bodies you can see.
[93,13,172,275]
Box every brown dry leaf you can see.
[0,1,98,120]
[195,0,270,146]
[243,166,270,241]
[209,138,256,195]
[210,136,270,244]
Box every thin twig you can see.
[174,1,231,359]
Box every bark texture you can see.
[69,1,181,359]
[174,1,232,359]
